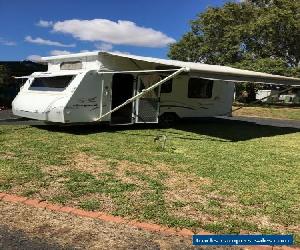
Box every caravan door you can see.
[110,73,135,125]
[135,75,161,123]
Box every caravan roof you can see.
[42,51,300,86]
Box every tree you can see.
[0,65,10,86]
[0,65,12,107]
[168,0,300,77]
[0,62,47,107]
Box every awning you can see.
[100,52,300,86]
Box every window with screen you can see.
[29,75,75,91]
[160,78,173,93]
[188,78,213,98]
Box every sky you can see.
[0,0,228,61]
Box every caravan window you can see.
[29,75,75,91]
[188,78,213,98]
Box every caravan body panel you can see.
[64,71,103,123]
[160,75,234,118]
[12,71,86,123]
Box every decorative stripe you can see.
[160,105,209,110]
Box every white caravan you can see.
[12,51,300,125]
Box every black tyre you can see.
[159,112,179,127]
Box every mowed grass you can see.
[233,105,300,120]
[0,120,299,242]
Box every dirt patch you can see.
[70,152,109,174]
[0,201,197,249]
[9,173,71,202]
[0,151,16,160]
[249,214,300,234]
[164,174,211,203]
[43,152,109,175]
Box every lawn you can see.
[233,104,300,120]
[0,120,299,243]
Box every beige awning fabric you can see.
[41,51,300,86]
[100,52,300,86]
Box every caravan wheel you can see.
[159,113,179,127]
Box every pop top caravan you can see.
[12,51,300,125]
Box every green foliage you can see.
[233,57,295,76]
[167,32,203,62]
[0,65,10,86]
[168,0,300,77]
[0,62,47,106]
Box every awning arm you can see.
[13,76,31,79]
[98,69,182,74]
[95,67,190,122]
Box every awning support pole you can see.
[95,67,190,122]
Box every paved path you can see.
[0,109,44,125]
[225,116,300,129]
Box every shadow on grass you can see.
[33,117,300,142]
[174,118,299,142]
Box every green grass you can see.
[233,105,300,120]
[79,199,101,211]
[0,120,299,242]
[22,188,38,197]
[63,170,136,197]
[51,195,69,205]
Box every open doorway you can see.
[111,73,134,125]
[136,74,161,123]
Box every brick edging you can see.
[0,192,298,250]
